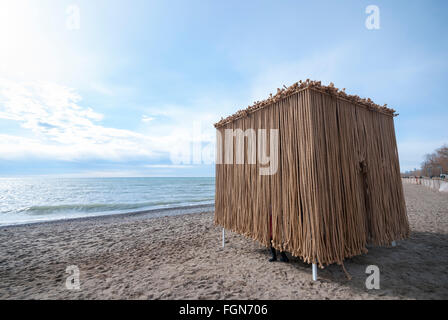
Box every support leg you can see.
[312,263,318,281]
[222,228,225,248]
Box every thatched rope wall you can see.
[214,83,409,267]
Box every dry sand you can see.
[0,183,447,300]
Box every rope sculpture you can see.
[214,80,410,267]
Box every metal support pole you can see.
[222,228,225,248]
[312,263,318,281]
[391,241,396,247]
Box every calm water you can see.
[0,177,215,226]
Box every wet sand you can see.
[0,184,447,299]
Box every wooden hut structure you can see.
[214,80,410,271]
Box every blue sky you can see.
[0,0,447,177]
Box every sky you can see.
[0,0,447,177]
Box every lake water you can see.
[0,177,215,226]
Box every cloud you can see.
[141,115,155,123]
[144,164,193,168]
[0,79,169,161]
[0,79,220,167]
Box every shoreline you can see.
[0,203,215,229]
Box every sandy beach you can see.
[0,183,447,300]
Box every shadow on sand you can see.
[266,231,448,299]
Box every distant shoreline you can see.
[0,203,215,229]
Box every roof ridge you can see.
[214,80,396,128]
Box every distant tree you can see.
[421,144,448,177]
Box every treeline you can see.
[404,144,448,177]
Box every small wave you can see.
[19,199,214,215]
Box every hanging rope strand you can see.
[214,81,409,267]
